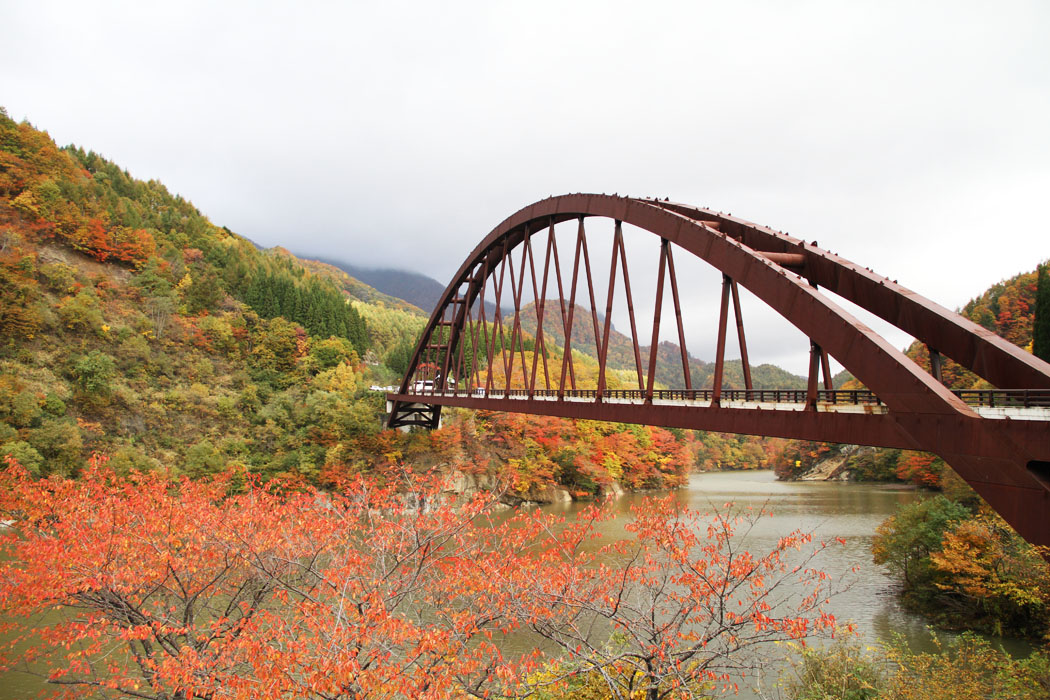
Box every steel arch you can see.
[387,195,1050,547]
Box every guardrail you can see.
[397,387,1050,409]
[952,390,1050,409]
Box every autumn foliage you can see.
[476,412,693,495]
[0,455,845,699]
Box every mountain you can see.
[273,249,424,313]
[508,302,809,391]
[312,258,448,313]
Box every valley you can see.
[2,109,1049,699]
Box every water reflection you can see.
[540,470,920,643]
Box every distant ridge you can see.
[312,258,448,313]
[509,301,811,391]
[276,250,424,314]
[314,257,500,318]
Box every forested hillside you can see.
[0,108,381,479]
[0,110,706,497]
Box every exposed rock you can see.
[38,243,132,284]
[524,484,572,504]
[443,469,499,495]
[446,469,618,505]
[797,444,871,481]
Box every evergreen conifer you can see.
[1034,263,1050,361]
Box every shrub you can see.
[928,511,1050,637]
[71,350,117,403]
[108,447,157,475]
[184,440,224,477]
[9,390,42,428]
[57,290,104,333]
[0,441,44,476]
[883,632,1050,700]
[41,392,66,416]
[872,496,970,591]
[308,336,359,371]
[26,418,83,476]
[783,635,883,700]
[197,315,236,353]
[37,262,79,293]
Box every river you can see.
[525,469,1032,698]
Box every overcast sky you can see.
[3,1,1048,374]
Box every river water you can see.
[525,469,1031,698]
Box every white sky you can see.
[2,1,1048,374]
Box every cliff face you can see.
[787,444,876,481]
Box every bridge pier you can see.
[387,399,442,431]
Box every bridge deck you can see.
[388,388,1050,420]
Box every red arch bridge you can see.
[387,195,1050,548]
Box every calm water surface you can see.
[526,470,1031,698]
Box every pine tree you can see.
[1034,263,1050,362]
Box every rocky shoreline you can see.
[443,468,626,506]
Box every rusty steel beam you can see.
[666,242,692,390]
[486,238,510,393]
[615,223,646,391]
[503,235,527,391]
[651,199,1050,391]
[580,224,604,388]
[557,220,585,394]
[930,347,944,384]
[712,274,732,406]
[528,222,554,394]
[807,341,821,410]
[821,346,834,391]
[387,392,1043,459]
[759,251,806,269]
[646,239,670,401]
[730,279,753,393]
[473,259,490,391]
[596,222,620,398]
[549,219,576,392]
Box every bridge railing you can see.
[400,387,1050,409]
[403,388,881,403]
[953,389,1050,409]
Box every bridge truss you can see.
[387,195,1050,547]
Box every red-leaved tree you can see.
[0,455,846,699]
[498,497,848,699]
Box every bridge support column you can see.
[807,342,820,410]
[712,275,732,407]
